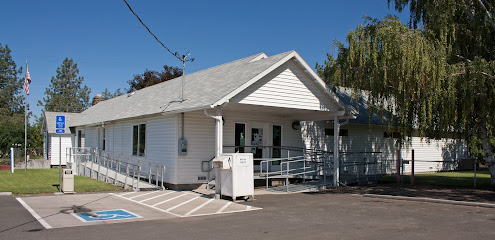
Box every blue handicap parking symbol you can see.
[73,209,141,222]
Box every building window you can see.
[77,130,82,148]
[133,124,146,156]
[102,129,106,151]
[235,123,245,153]
[272,125,282,165]
[325,128,348,136]
[384,131,401,138]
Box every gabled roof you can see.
[69,50,346,127]
[43,112,81,134]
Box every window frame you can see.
[132,123,146,157]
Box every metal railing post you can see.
[286,162,290,193]
[131,165,136,191]
[137,166,141,191]
[156,164,160,188]
[125,163,129,189]
[161,166,165,190]
[149,162,152,184]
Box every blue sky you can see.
[1,0,408,120]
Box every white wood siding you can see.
[92,115,178,184]
[176,110,307,184]
[84,127,98,148]
[302,122,468,174]
[49,134,73,165]
[232,60,338,112]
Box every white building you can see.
[42,51,468,188]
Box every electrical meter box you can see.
[219,153,254,201]
[62,169,74,193]
[178,138,187,156]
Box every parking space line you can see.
[119,192,136,196]
[16,198,53,229]
[139,191,174,203]
[129,191,157,199]
[165,196,200,211]
[246,206,251,210]
[151,193,188,207]
[216,202,232,213]
[110,193,183,217]
[185,199,215,216]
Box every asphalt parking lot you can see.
[2,191,495,240]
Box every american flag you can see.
[23,64,31,95]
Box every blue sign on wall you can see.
[73,209,141,222]
[55,115,65,134]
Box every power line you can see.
[122,0,186,62]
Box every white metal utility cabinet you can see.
[214,153,254,202]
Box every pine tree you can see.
[39,57,91,113]
[0,43,26,153]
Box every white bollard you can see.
[10,148,14,173]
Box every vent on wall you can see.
[198,176,207,181]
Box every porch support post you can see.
[215,107,223,157]
[204,107,223,198]
[333,116,340,186]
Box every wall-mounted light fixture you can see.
[292,121,300,130]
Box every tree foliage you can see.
[317,0,495,183]
[0,43,24,116]
[39,57,91,113]
[0,43,26,153]
[127,65,182,93]
[101,88,123,100]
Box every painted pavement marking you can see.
[16,198,53,229]
[110,191,262,218]
[128,191,157,199]
[139,191,175,203]
[72,209,142,222]
[151,193,188,207]
[165,196,200,211]
[216,202,232,213]
[185,199,215,216]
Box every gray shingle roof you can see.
[72,51,296,126]
[44,112,82,134]
[334,87,388,126]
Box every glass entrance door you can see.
[251,127,264,166]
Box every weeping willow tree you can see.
[318,0,495,184]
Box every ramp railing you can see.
[67,148,166,191]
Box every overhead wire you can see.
[122,0,183,62]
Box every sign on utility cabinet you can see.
[55,116,65,134]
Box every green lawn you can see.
[382,170,491,188]
[0,169,123,194]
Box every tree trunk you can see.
[478,119,495,185]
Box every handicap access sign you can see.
[55,115,65,134]
[72,209,142,222]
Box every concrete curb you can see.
[363,194,495,208]
[0,192,12,196]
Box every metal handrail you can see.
[67,147,166,191]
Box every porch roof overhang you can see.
[222,103,353,121]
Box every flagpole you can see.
[24,60,28,172]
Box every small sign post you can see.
[55,116,65,193]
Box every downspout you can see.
[204,107,223,157]
[204,107,223,198]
